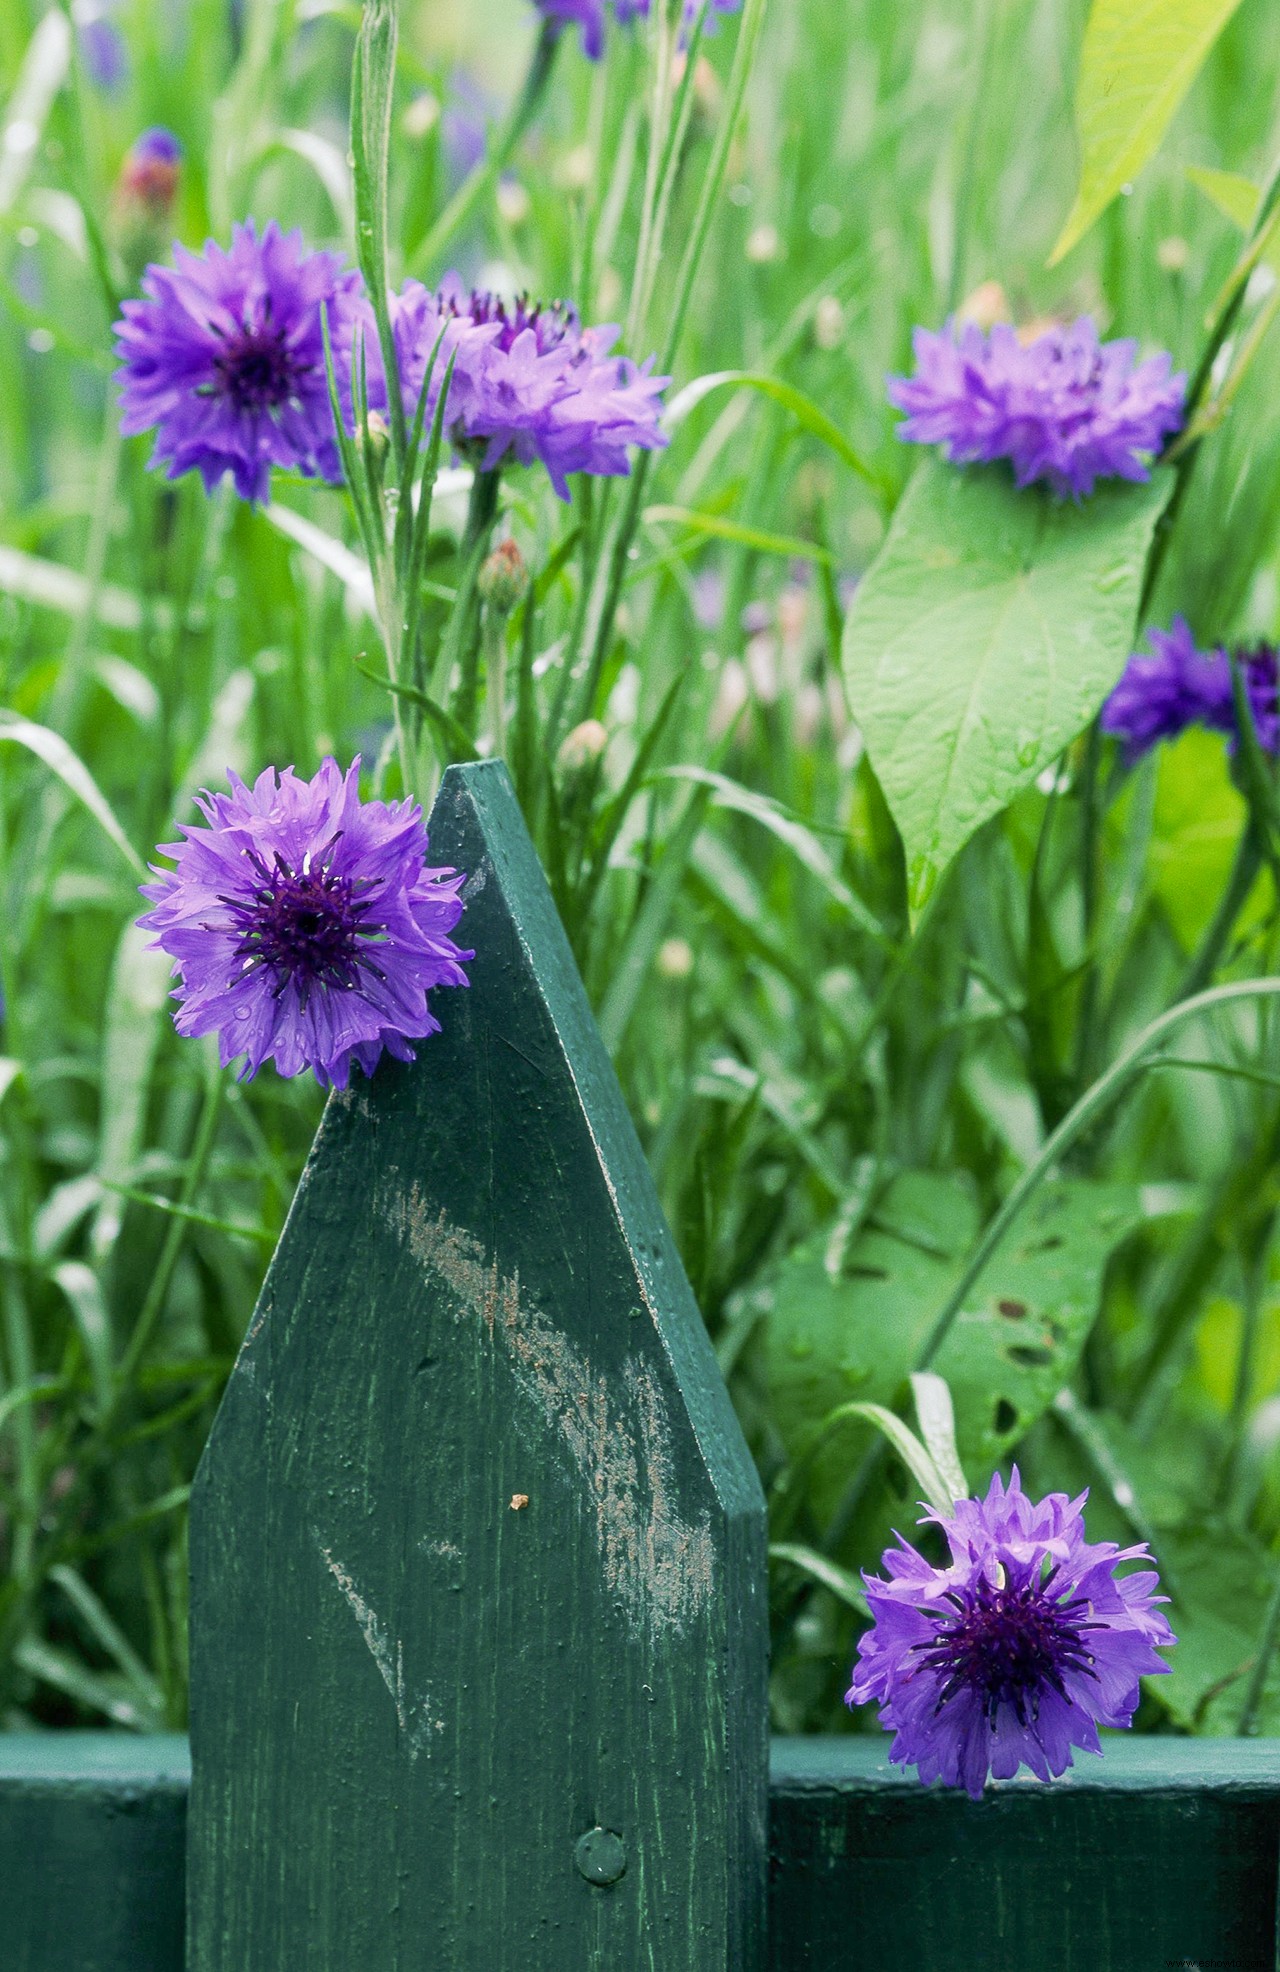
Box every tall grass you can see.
[2,0,1280,1738]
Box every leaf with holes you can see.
[934,1179,1146,1473]
[842,460,1172,913]
[753,1171,1144,1524]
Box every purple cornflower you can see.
[114,221,361,503]
[1102,619,1280,759]
[341,274,668,502]
[534,0,740,58]
[846,1468,1174,1800]
[889,317,1186,500]
[138,759,471,1090]
[1239,644,1280,753]
[1101,617,1233,760]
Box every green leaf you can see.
[1151,1523,1280,1733]
[12,1636,157,1730]
[264,503,377,615]
[827,1401,956,1514]
[0,711,144,874]
[909,1372,969,1505]
[643,504,836,566]
[1049,0,1245,265]
[663,369,889,496]
[353,660,479,765]
[755,1170,1144,1524]
[91,922,173,1263]
[51,1260,113,1415]
[658,765,888,944]
[842,460,1172,913]
[0,543,156,632]
[768,1543,870,1618]
[0,11,71,216]
[1148,728,1266,950]
[1186,162,1260,231]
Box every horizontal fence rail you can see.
[6,1733,1280,1972]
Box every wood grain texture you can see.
[0,1732,188,1972]
[10,1730,1280,1969]
[186,760,768,1972]
[768,1736,1280,1972]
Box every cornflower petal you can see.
[137,759,472,1090]
[114,220,361,504]
[846,1467,1175,1800]
[889,315,1186,500]
[336,277,668,502]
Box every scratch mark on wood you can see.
[318,1540,444,1756]
[381,1185,715,1636]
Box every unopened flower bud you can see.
[117,127,182,220]
[356,410,390,474]
[557,719,609,775]
[478,538,528,616]
[115,128,182,278]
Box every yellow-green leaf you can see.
[1185,163,1260,231]
[1050,0,1245,266]
[1148,727,1267,951]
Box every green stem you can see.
[918,980,1280,1371]
[1177,822,1265,1000]
[117,1065,225,1392]
[1072,721,1103,1092]
[824,976,1280,1549]
[1140,150,1280,621]
[408,23,561,279]
[1218,1230,1272,1511]
[573,0,769,709]
[446,469,502,738]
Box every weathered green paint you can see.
[768,1736,1280,1971]
[0,1732,187,1972]
[7,1732,1280,1967]
[187,761,768,1971]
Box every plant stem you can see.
[1178,821,1264,1000]
[446,469,502,737]
[1140,151,1280,621]
[574,0,770,715]
[117,1064,226,1391]
[824,976,1280,1550]
[408,23,561,279]
[1072,721,1103,1092]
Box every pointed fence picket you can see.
[187,760,768,1971]
[3,762,1280,1972]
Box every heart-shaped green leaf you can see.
[843,459,1172,914]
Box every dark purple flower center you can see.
[448,287,579,357]
[213,323,299,413]
[222,842,384,1002]
[914,1569,1098,1727]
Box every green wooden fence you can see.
[4,762,1280,1972]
